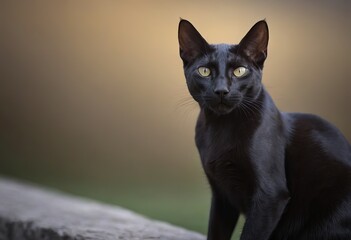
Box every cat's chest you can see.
[199,135,252,181]
[196,126,256,207]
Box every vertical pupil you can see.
[199,67,210,76]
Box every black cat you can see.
[178,19,351,240]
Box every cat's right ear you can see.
[178,19,210,65]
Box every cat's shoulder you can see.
[282,112,351,162]
[284,112,331,128]
[283,112,342,135]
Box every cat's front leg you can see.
[207,193,239,240]
[240,191,290,240]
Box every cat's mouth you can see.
[203,95,241,115]
[214,103,235,114]
[208,100,238,115]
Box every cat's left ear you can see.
[178,19,210,66]
[239,20,269,68]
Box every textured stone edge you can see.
[0,177,205,240]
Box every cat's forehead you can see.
[212,43,235,52]
[208,43,240,62]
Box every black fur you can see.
[178,19,351,240]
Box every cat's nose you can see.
[214,86,229,96]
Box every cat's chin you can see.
[209,103,236,115]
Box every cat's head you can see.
[178,19,268,115]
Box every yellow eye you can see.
[198,67,211,77]
[233,67,248,78]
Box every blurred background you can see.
[0,0,350,238]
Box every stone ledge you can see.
[0,178,205,240]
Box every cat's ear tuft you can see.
[178,19,210,65]
[239,20,269,68]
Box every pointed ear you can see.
[178,19,210,65]
[238,20,269,68]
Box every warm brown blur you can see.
[0,1,350,190]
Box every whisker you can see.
[238,102,250,119]
[240,101,256,118]
[174,93,201,122]
[237,98,264,119]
